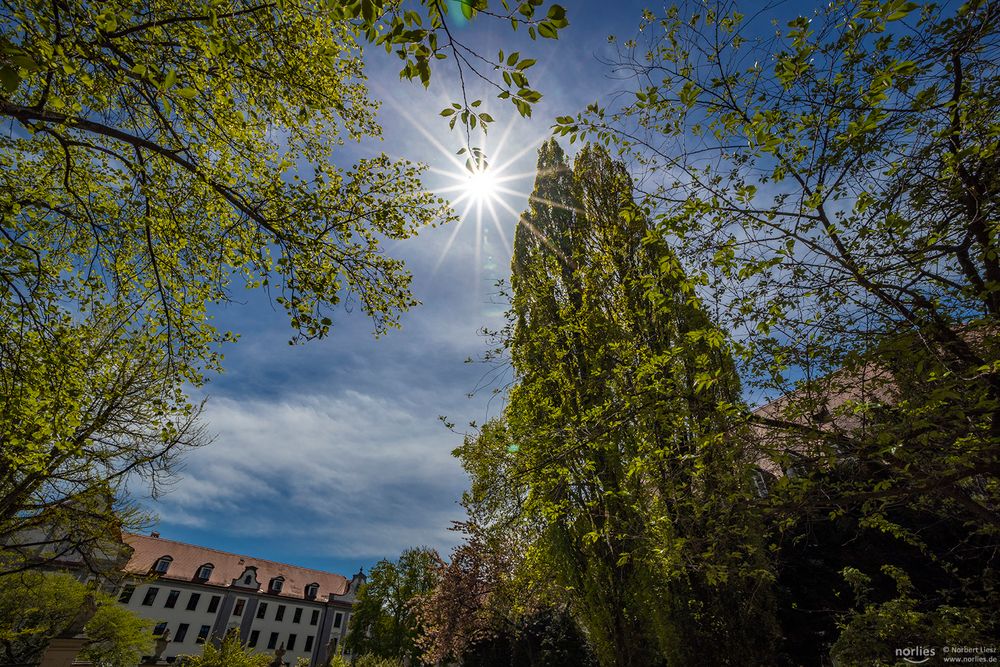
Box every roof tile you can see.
[123,533,348,600]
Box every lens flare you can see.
[377,91,556,277]
[465,168,499,205]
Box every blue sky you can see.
[140,1,662,577]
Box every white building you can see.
[117,533,363,665]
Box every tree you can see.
[0,0,569,369]
[453,140,776,666]
[414,518,597,667]
[177,628,268,667]
[0,570,153,666]
[0,301,205,576]
[345,547,440,663]
[556,0,1000,660]
[0,0,567,571]
[81,599,158,667]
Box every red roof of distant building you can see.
[123,533,349,599]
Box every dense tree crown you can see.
[439,140,774,666]
[0,571,153,666]
[0,0,567,575]
[345,547,441,664]
[549,0,1000,663]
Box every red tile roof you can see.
[123,533,349,600]
[749,361,898,476]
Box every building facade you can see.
[117,533,363,666]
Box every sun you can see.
[381,97,556,273]
[464,166,500,205]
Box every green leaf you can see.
[537,21,558,39]
[0,66,20,94]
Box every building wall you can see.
[119,579,353,665]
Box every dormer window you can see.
[305,583,319,599]
[269,576,284,594]
[196,564,214,580]
[154,556,172,574]
[233,566,259,589]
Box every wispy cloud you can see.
[156,390,469,562]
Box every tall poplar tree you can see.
[458,140,776,666]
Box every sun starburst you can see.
[378,92,553,278]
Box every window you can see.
[207,596,220,613]
[196,564,214,580]
[164,590,180,609]
[153,622,168,636]
[304,636,314,652]
[287,634,297,651]
[154,556,172,574]
[293,607,302,623]
[243,574,253,585]
[175,624,189,642]
[267,632,279,650]
[333,612,343,628]
[269,576,284,594]
[310,609,319,625]
[141,587,159,606]
[275,605,286,622]
[233,599,246,617]
[305,583,319,599]
[751,469,771,498]
[785,460,809,480]
[196,625,211,644]
[118,585,135,604]
[330,637,338,652]
[248,630,260,648]
[186,593,201,611]
[257,602,268,619]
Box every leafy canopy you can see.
[0,0,568,569]
[554,0,1000,661]
[448,140,774,666]
[0,571,153,667]
[345,547,441,663]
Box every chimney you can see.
[150,531,160,538]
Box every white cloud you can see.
[152,390,470,560]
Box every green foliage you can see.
[0,570,153,666]
[80,599,158,667]
[1,0,452,367]
[559,0,1000,661]
[344,547,440,663]
[0,0,565,575]
[177,628,268,667]
[0,299,203,575]
[454,140,776,666]
[831,567,990,667]
[344,654,403,667]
